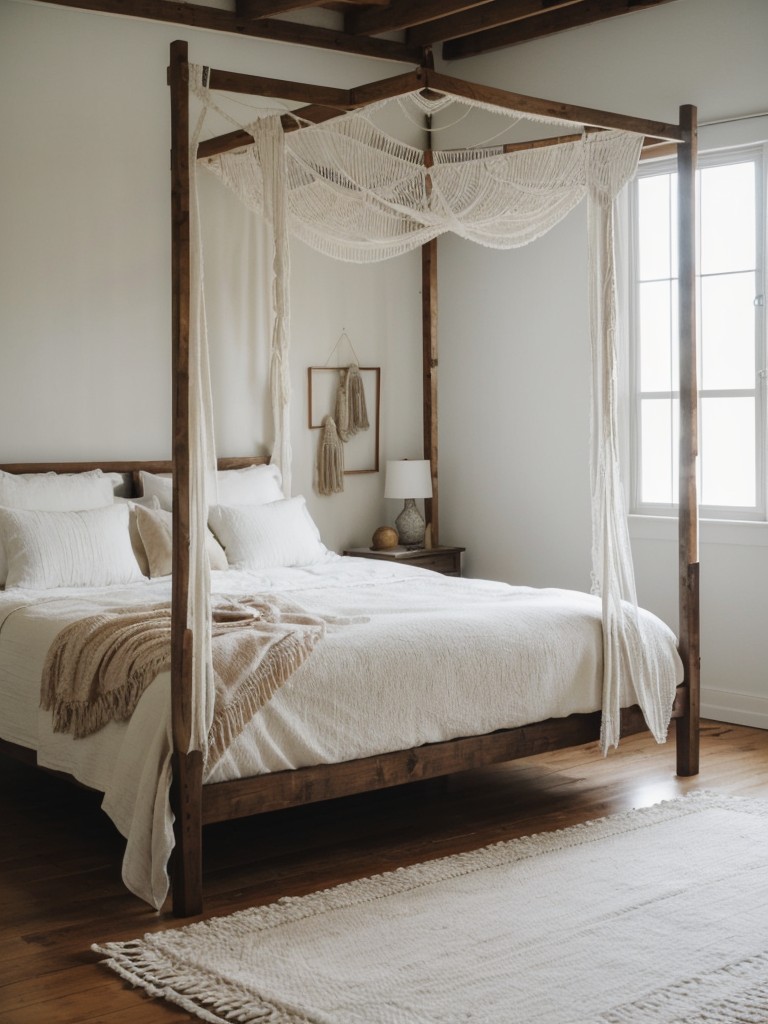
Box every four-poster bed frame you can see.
[167,41,700,917]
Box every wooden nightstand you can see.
[342,545,465,577]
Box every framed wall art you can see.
[308,366,380,473]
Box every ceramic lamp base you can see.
[395,498,425,546]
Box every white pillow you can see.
[0,504,145,590]
[208,496,328,570]
[114,494,161,577]
[140,465,283,512]
[0,468,114,511]
[216,464,284,506]
[0,469,115,585]
[134,504,228,577]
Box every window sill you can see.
[628,514,768,547]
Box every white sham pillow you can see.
[140,465,283,512]
[114,494,161,577]
[134,504,228,577]
[0,468,115,511]
[0,469,115,585]
[216,464,284,505]
[0,504,145,590]
[137,471,173,510]
[208,496,328,570]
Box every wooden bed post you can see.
[676,104,700,777]
[422,235,439,547]
[422,141,439,547]
[169,39,204,916]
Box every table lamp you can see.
[384,459,432,547]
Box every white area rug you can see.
[93,792,768,1024]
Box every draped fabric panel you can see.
[250,117,293,498]
[186,68,218,753]
[586,133,669,752]
[188,73,649,754]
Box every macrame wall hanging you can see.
[309,333,373,495]
[335,364,369,441]
[317,414,344,495]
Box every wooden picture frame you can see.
[307,366,381,474]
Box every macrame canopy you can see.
[170,44,698,788]
[201,82,652,263]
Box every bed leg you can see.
[676,563,700,777]
[676,677,700,777]
[171,749,204,916]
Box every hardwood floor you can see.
[1,720,767,1023]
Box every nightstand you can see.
[342,545,465,577]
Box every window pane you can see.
[639,280,678,391]
[637,174,672,281]
[640,398,679,504]
[700,397,755,506]
[700,162,756,275]
[701,272,756,390]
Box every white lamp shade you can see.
[384,460,433,499]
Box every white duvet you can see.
[0,555,684,909]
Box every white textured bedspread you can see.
[0,556,683,910]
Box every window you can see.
[630,145,766,521]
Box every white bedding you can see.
[0,555,684,909]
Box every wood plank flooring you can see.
[1,720,767,1023]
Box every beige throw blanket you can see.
[40,595,326,768]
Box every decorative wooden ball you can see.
[371,525,398,550]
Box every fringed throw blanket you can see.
[40,595,326,768]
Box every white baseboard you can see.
[701,687,768,731]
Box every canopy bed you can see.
[166,42,699,916]
[0,42,699,919]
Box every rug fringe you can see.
[92,943,312,1023]
[602,950,768,1023]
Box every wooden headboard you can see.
[0,456,270,499]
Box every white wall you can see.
[2,0,767,728]
[436,0,768,727]
[0,0,423,554]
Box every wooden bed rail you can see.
[201,695,687,825]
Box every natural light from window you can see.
[631,147,765,520]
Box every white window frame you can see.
[629,143,767,522]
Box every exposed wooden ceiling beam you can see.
[237,0,328,21]
[407,0,584,47]
[234,0,387,20]
[443,0,679,58]
[346,0,494,36]
[236,17,419,60]
[24,0,420,63]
